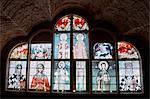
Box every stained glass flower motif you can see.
[10,43,28,59]
[118,42,139,59]
[55,15,71,31]
[73,15,89,31]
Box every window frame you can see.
[4,14,144,95]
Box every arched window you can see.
[5,14,143,94]
[53,14,89,92]
[7,43,28,91]
[29,32,52,92]
[118,42,143,92]
[92,43,116,93]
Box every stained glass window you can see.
[53,61,70,91]
[8,61,27,90]
[28,61,51,92]
[73,33,89,59]
[93,43,113,59]
[6,14,143,95]
[31,44,52,59]
[7,43,28,91]
[92,61,116,92]
[10,43,28,59]
[118,42,142,92]
[118,42,139,59]
[55,15,71,31]
[54,33,70,59]
[53,14,89,93]
[73,15,89,31]
[76,61,86,91]
[119,61,142,91]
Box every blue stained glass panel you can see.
[54,33,70,59]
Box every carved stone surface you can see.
[0,0,149,52]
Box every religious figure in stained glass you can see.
[119,61,141,91]
[96,61,110,91]
[8,63,26,89]
[73,34,88,59]
[76,61,86,91]
[54,61,69,91]
[93,43,113,59]
[31,63,50,91]
[57,34,70,59]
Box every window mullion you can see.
[70,15,74,92]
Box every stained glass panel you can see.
[53,61,70,91]
[10,43,28,59]
[55,15,71,31]
[92,61,116,92]
[31,44,52,59]
[54,33,70,59]
[119,61,142,91]
[29,61,51,92]
[73,33,89,59]
[73,15,89,31]
[118,42,139,59]
[93,43,113,59]
[76,61,86,91]
[8,61,27,90]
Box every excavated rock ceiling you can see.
[0,0,149,51]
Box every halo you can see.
[98,61,109,70]
[76,34,84,41]
[60,34,67,41]
[58,61,65,68]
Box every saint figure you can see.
[74,34,87,59]
[31,63,50,91]
[8,64,25,89]
[96,61,110,91]
[54,61,69,91]
[57,34,70,59]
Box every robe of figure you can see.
[8,73,26,89]
[31,74,50,91]
[54,68,69,91]
[97,70,110,91]
[74,41,87,59]
[58,41,70,59]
